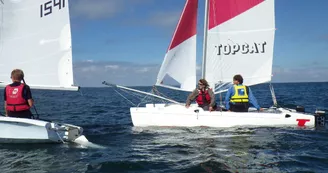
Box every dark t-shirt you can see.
[4,82,32,101]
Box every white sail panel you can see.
[156,0,198,92]
[156,36,196,91]
[0,0,78,90]
[205,0,275,90]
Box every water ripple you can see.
[0,83,327,172]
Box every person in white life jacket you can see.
[185,79,217,111]
[4,69,34,119]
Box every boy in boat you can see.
[185,79,217,111]
[4,69,34,119]
[225,74,263,112]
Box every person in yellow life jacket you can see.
[185,79,217,111]
[225,74,263,112]
[4,69,34,119]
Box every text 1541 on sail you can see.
[40,0,66,18]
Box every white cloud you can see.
[196,64,201,71]
[73,61,159,87]
[147,11,181,28]
[73,61,328,87]
[69,0,157,20]
[105,65,119,70]
[84,59,94,63]
[70,0,123,19]
[81,65,97,72]
[272,66,328,83]
[69,0,182,29]
[136,67,149,73]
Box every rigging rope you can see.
[113,89,137,106]
[109,85,178,107]
[22,78,40,119]
[55,131,66,144]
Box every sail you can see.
[204,0,275,90]
[0,0,78,91]
[156,0,198,92]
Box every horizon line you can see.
[80,81,328,88]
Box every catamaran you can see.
[103,0,326,128]
[0,0,88,143]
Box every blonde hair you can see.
[11,69,24,81]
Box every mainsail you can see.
[0,0,78,91]
[204,0,276,91]
[156,0,198,92]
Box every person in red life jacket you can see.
[185,79,217,111]
[4,69,34,119]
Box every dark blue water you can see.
[0,82,327,173]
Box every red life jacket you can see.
[196,89,211,105]
[5,83,30,112]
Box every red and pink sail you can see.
[156,0,198,91]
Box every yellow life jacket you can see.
[230,85,249,103]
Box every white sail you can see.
[204,0,275,90]
[0,0,78,91]
[155,0,198,92]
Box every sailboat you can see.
[0,0,88,143]
[103,0,326,128]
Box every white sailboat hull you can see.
[0,117,85,143]
[130,104,316,128]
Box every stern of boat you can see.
[47,122,86,143]
[273,107,326,128]
[314,110,326,129]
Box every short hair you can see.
[199,79,209,87]
[11,69,24,81]
[233,74,243,84]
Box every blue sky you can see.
[69,0,328,87]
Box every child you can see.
[4,69,34,119]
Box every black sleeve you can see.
[4,86,6,101]
[23,85,32,100]
[246,86,249,95]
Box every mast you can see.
[201,0,209,79]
